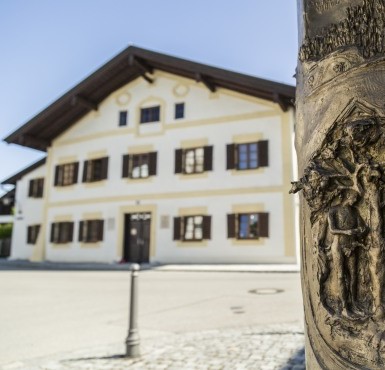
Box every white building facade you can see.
[3,47,297,264]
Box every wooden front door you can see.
[123,213,151,263]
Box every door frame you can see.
[117,204,157,261]
[123,212,151,263]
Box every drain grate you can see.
[249,288,284,295]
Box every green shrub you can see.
[0,223,12,239]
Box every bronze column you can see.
[293,0,385,368]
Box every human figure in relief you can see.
[328,189,367,318]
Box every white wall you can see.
[10,165,45,260]
[13,72,296,264]
[50,73,284,204]
[44,191,294,264]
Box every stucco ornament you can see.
[294,0,385,368]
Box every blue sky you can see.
[0,0,298,192]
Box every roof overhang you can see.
[4,46,295,151]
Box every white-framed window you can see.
[226,141,268,170]
[50,222,74,243]
[82,157,109,182]
[28,178,44,198]
[227,212,269,239]
[122,152,157,179]
[54,162,79,186]
[78,220,104,243]
[27,225,40,244]
[140,106,160,123]
[173,215,211,241]
[174,146,213,175]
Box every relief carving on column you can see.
[296,0,385,368]
[291,100,385,366]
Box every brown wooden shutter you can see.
[50,223,55,243]
[258,213,269,237]
[68,222,74,242]
[122,155,130,178]
[54,166,60,186]
[202,216,211,240]
[38,179,44,197]
[98,220,104,241]
[258,140,269,167]
[28,180,33,197]
[82,161,89,182]
[73,162,79,184]
[27,226,31,244]
[175,149,183,174]
[227,214,236,238]
[78,221,84,242]
[101,157,109,180]
[173,217,181,240]
[149,152,157,176]
[226,144,236,170]
[203,146,213,171]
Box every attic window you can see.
[119,111,128,126]
[140,106,160,124]
[175,103,185,119]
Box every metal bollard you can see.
[125,263,140,357]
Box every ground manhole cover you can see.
[249,288,284,295]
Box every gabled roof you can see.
[4,46,295,152]
[1,157,46,185]
[0,188,15,201]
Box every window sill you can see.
[237,237,260,240]
[176,240,208,248]
[230,167,266,176]
[51,243,71,248]
[125,177,153,183]
[178,172,209,180]
[139,120,160,125]
[231,238,266,247]
[54,184,77,190]
[80,242,101,248]
[83,180,107,188]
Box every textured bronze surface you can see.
[300,0,385,61]
[305,0,362,38]
[294,0,385,368]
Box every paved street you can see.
[0,269,304,369]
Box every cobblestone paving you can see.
[1,324,305,370]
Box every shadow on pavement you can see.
[280,347,305,369]
[63,354,126,361]
[0,259,155,271]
